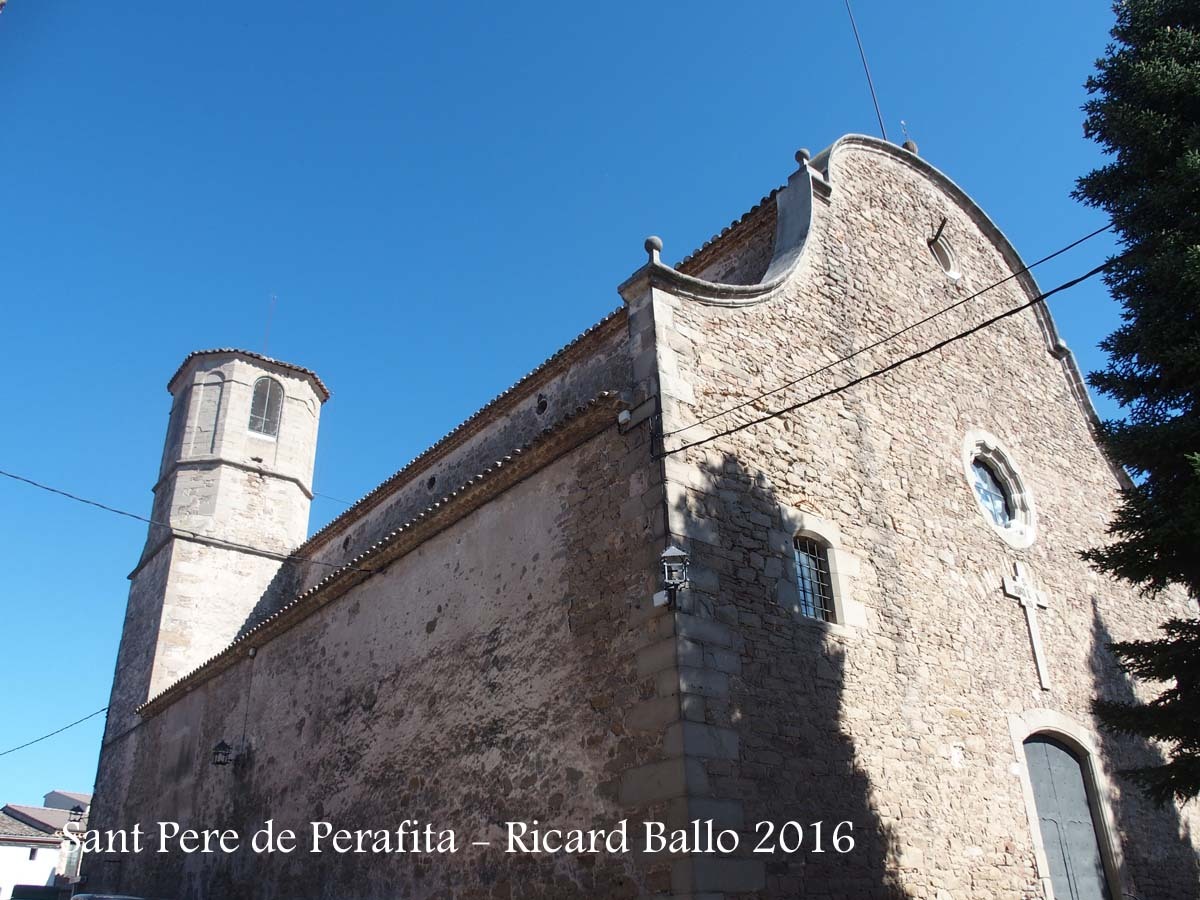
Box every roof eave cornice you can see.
[136,391,627,719]
[167,349,331,402]
[290,307,627,556]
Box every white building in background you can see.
[0,811,59,900]
[0,790,91,898]
[39,793,90,817]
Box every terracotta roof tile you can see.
[168,348,330,401]
[2,804,67,833]
[0,809,60,840]
[138,390,625,717]
[674,186,782,274]
[294,306,625,555]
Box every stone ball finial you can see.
[902,139,919,156]
[795,148,811,165]
[645,235,663,255]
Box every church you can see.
[84,135,1199,899]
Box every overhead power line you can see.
[314,490,354,506]
[658,262,1109,459]
[0,282,1109,766]
[0,707,108,758]
[0,470,375,574]
[665,223,1113,438]
[844,0,888,141]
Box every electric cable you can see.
[314,490,354,506]
[844,0,889,141]
[658,262,1109,459]
[665,223,1112,438]
[0,469,376,574]
[0,707,108,758]
[0,266,1109,762]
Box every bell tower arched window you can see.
[249,377,284,437]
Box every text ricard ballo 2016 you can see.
[66,818,855,856]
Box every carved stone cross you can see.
[1003,562,1052,691]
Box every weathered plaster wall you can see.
[0,842,59,900]
[653,141,1199,898]
[89,422,679,900]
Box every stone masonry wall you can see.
[89,138,1200,900]
[86,418,685,900]
[652,141,1199,898]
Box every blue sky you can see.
[0,1,1122,803]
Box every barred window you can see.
[248,377,284,437]
[793,536,835,622]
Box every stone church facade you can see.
[85,135,1199,899]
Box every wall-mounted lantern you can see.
[212,740,234,767]
[68,805,85,823]
[654,545,690,609]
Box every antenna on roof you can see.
[843,0,888,142]
[263,293,277,356]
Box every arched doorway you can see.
[1023,734,1115,899]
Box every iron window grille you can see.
[793,536,835,622]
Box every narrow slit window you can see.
[793,537,835,622]
[928,230,960,279]
[248,377,284,437]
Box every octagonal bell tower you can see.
[102,350,328,742]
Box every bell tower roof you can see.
[167,348,330,402]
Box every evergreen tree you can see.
[1074,0,1200,804]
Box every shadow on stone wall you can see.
[674,451,908,898]
[1089,602,1199,898]
[236,559,306,641]
[112,423,665,900]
